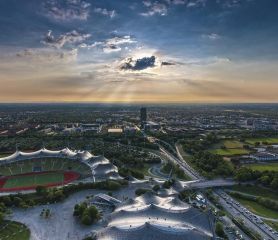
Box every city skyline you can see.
[0,0,278,103]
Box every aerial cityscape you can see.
[0,1,278,240]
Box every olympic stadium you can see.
[94,192,215,240]
[0,148,121,191]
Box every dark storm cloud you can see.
[120,56,157,71]
[161,61,176,66]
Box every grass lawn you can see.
[0,221,30,240]
[223,140,244,148]
[264,220,278,231]
[210,148,249,156]
[246,137,278,145]
[160,165,191,181]
[135,164,153,176]
[231,185,278,201]
[209,139,250,156]
[244,163,278,172]
[233,197,278,219]
[3,172,64,189]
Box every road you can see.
[183,179,237,189]
[158,143,201,180]
[215,189,277,240]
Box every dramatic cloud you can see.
[106,36,136,45]
[71,35,136,53]
[42,0,91,21]
[103,44,122,53]
[79,42,102,49]
[102,35,136,53]
[120,56,157,71]
[42,30,91,49]
[161,61,176,66]
[94,8,116,18]
[141,1,168,16]
[140,0,206,16]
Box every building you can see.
[124,126,139,134]
[252,120,274,131]
[93,192,214,240]
[0,148,122,183]
[140,107,147,128]
[92,193,122,208]
[250,152,278,161]
[108,128,123,134]
[144,121,161,131]
[80,123,102,133]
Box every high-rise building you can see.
[140,107,147,127]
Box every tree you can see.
[270,177,278,189]
[81,214,92,225]
[2,196,12,207]
[87,206,99,221]
[135,188,150,196]
[36,185,47,196]
[45,209,50,218]
[215,221,226,238]
[259,175,271,185]
[0,212,4,224]
[235,167,253,181]
[152,184,160,192]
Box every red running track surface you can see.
[0,171,80,192]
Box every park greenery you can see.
[118,167,144,179]
[181,133,219,154]
[0,180,127,210]
[73,202,100,225]
[215,221,227,239]
[231,184,278,201]
[191,151,234,178]
[135,188,152,196]
[229,192,278,219]
[162,179,175,189]
[245,163,278,172]
[161,162,190,180]
[235,167,278,190]
[0,220,30,240]
[0,131,159,153]
[232,218,262,240]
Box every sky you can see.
[0,0,278,103]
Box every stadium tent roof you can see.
[0,148,93,163]
[97,222,210,240]
[96,192,213,240]
[0,148,122,182]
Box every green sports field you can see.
[3,172,64,189]
[209,140,250,156]
[210,148,249,156]
[244,163,278,172]
[246,137,278,145]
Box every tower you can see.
[140,107,147,128]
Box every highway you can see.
[152,136,278,240]
[158,142,201,180]
[215,189,277,240]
